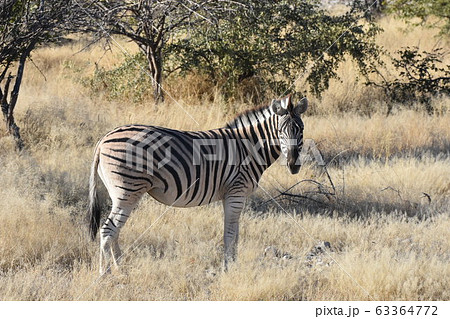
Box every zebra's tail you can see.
[87,142,102,241]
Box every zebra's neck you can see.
[225,104,275,130]
[225,104,281,169]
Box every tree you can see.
[389,0,450,35]
[168,0,381,101]
[0,0,80,150]
[76,0,243,103]
[350,0,386,20]
[366,46,450,114]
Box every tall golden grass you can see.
[0,17,449,300]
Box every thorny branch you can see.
[255,164,337,210]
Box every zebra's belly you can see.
[147,187,224,208]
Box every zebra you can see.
[87,94,308,274]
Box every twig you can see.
[421,192,431,203]
[279,193,327,206]
[381,186,403,201]
[322,165,336,197]
[28,56,47,81]
[255,167,337,210]
[326,149,349,166]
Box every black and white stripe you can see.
[87,94,308,273]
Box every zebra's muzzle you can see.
[287,147,300,174]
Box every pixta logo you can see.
[125,129,173,175]
[126,131,324,174]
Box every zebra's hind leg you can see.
[99,198,142,275]
[222,195,246,271]
[99,229,113,275]
[111,237,122,267]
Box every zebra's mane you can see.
[225,104,274,129]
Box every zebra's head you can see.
[271,95,308,174]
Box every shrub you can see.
[82,52,152,103]
[168,0,381,102]
[367,46,450,114]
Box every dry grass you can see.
[0,189,448,300]
[0,18,449,300]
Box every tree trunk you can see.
[145,45,164,103]
[1,73,24,150]
[0,41,34,151]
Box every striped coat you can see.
[88,94,307,274]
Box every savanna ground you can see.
[0,17,449,301]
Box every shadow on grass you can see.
[320,143,450,168]
[247,191,448,221]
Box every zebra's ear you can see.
[271,99,288,116]
[280,94,291,110]
[293,97,308,115]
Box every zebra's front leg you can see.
[222,195,246,271]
